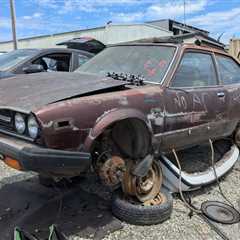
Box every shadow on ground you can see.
[0,176,122,240]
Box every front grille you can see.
[0,109,14,131]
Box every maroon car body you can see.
[0,41,239,180]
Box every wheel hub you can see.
[99,155,125,188]
[122,160,163,202]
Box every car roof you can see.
[42,47,95,57]
[14,48,94,57]
[109,41,231,58]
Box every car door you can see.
[215,54,240,131]
[160,50,230,151]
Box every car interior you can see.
[33,53,71,72]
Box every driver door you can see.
[161,51,229,151]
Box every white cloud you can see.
[147,0,208,19]
[23,12,43,20]
[33,12,43,18]
[113,0,209,23]
[0,17,11,28]
[188,8,240,43]
[35,0,161,14]
[113,12,144,23]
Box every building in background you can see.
[229,38,240,60]
[0,19,214,51]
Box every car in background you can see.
[0,48,94,78]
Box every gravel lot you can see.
[0,158,239,240]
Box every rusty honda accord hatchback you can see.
[0,39,239,225]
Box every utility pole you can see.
[183,0,186,25]
[9,0,18,49]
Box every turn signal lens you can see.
[4,157,21,170]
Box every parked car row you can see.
[0,37,239,225]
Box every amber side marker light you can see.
[4,157,22,170]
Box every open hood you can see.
[0,72,125,111]
[57,37,105,54]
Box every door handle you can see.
[217,92,225,98]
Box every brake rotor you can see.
[201,201,240,224]
[122,160,163,203]
[98,155,125,188]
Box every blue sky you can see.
[0,0,239,43]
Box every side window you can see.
[78,54,90,66]
[33,53,71,72]
[216,55,240,84]
[171,52,217,88]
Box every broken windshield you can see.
[77,45,176,83]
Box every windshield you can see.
[77,45,176,83]
[0,49,38,71]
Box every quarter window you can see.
[171,52,217,87]
[216,55,240,84]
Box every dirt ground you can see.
[0,152,239,240]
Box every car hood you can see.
[0,71,15,79]
[0,72,126,111]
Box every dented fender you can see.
[84,108,153,151]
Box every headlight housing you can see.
[27,115,39,139]
[15,113,26,134]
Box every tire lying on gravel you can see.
[112,188,173,225]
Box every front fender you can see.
[84,108,153,152]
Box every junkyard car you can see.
[0,39,239,224]
[0,48,94,77]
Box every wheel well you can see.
[92,118,152,161]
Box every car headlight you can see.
[15,113,26,134]
[28,115,39,139]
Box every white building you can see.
[0,19,210,51]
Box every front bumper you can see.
[0,134,91,175]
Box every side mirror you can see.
[23,64,44,74]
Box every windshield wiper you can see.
[107,72,145,86]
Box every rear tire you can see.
[112,188,173,225]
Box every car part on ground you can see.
[161,142,239,193]
[112,187,173,225]
[201,201,240,225]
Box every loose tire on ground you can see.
[112,187,173,225]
